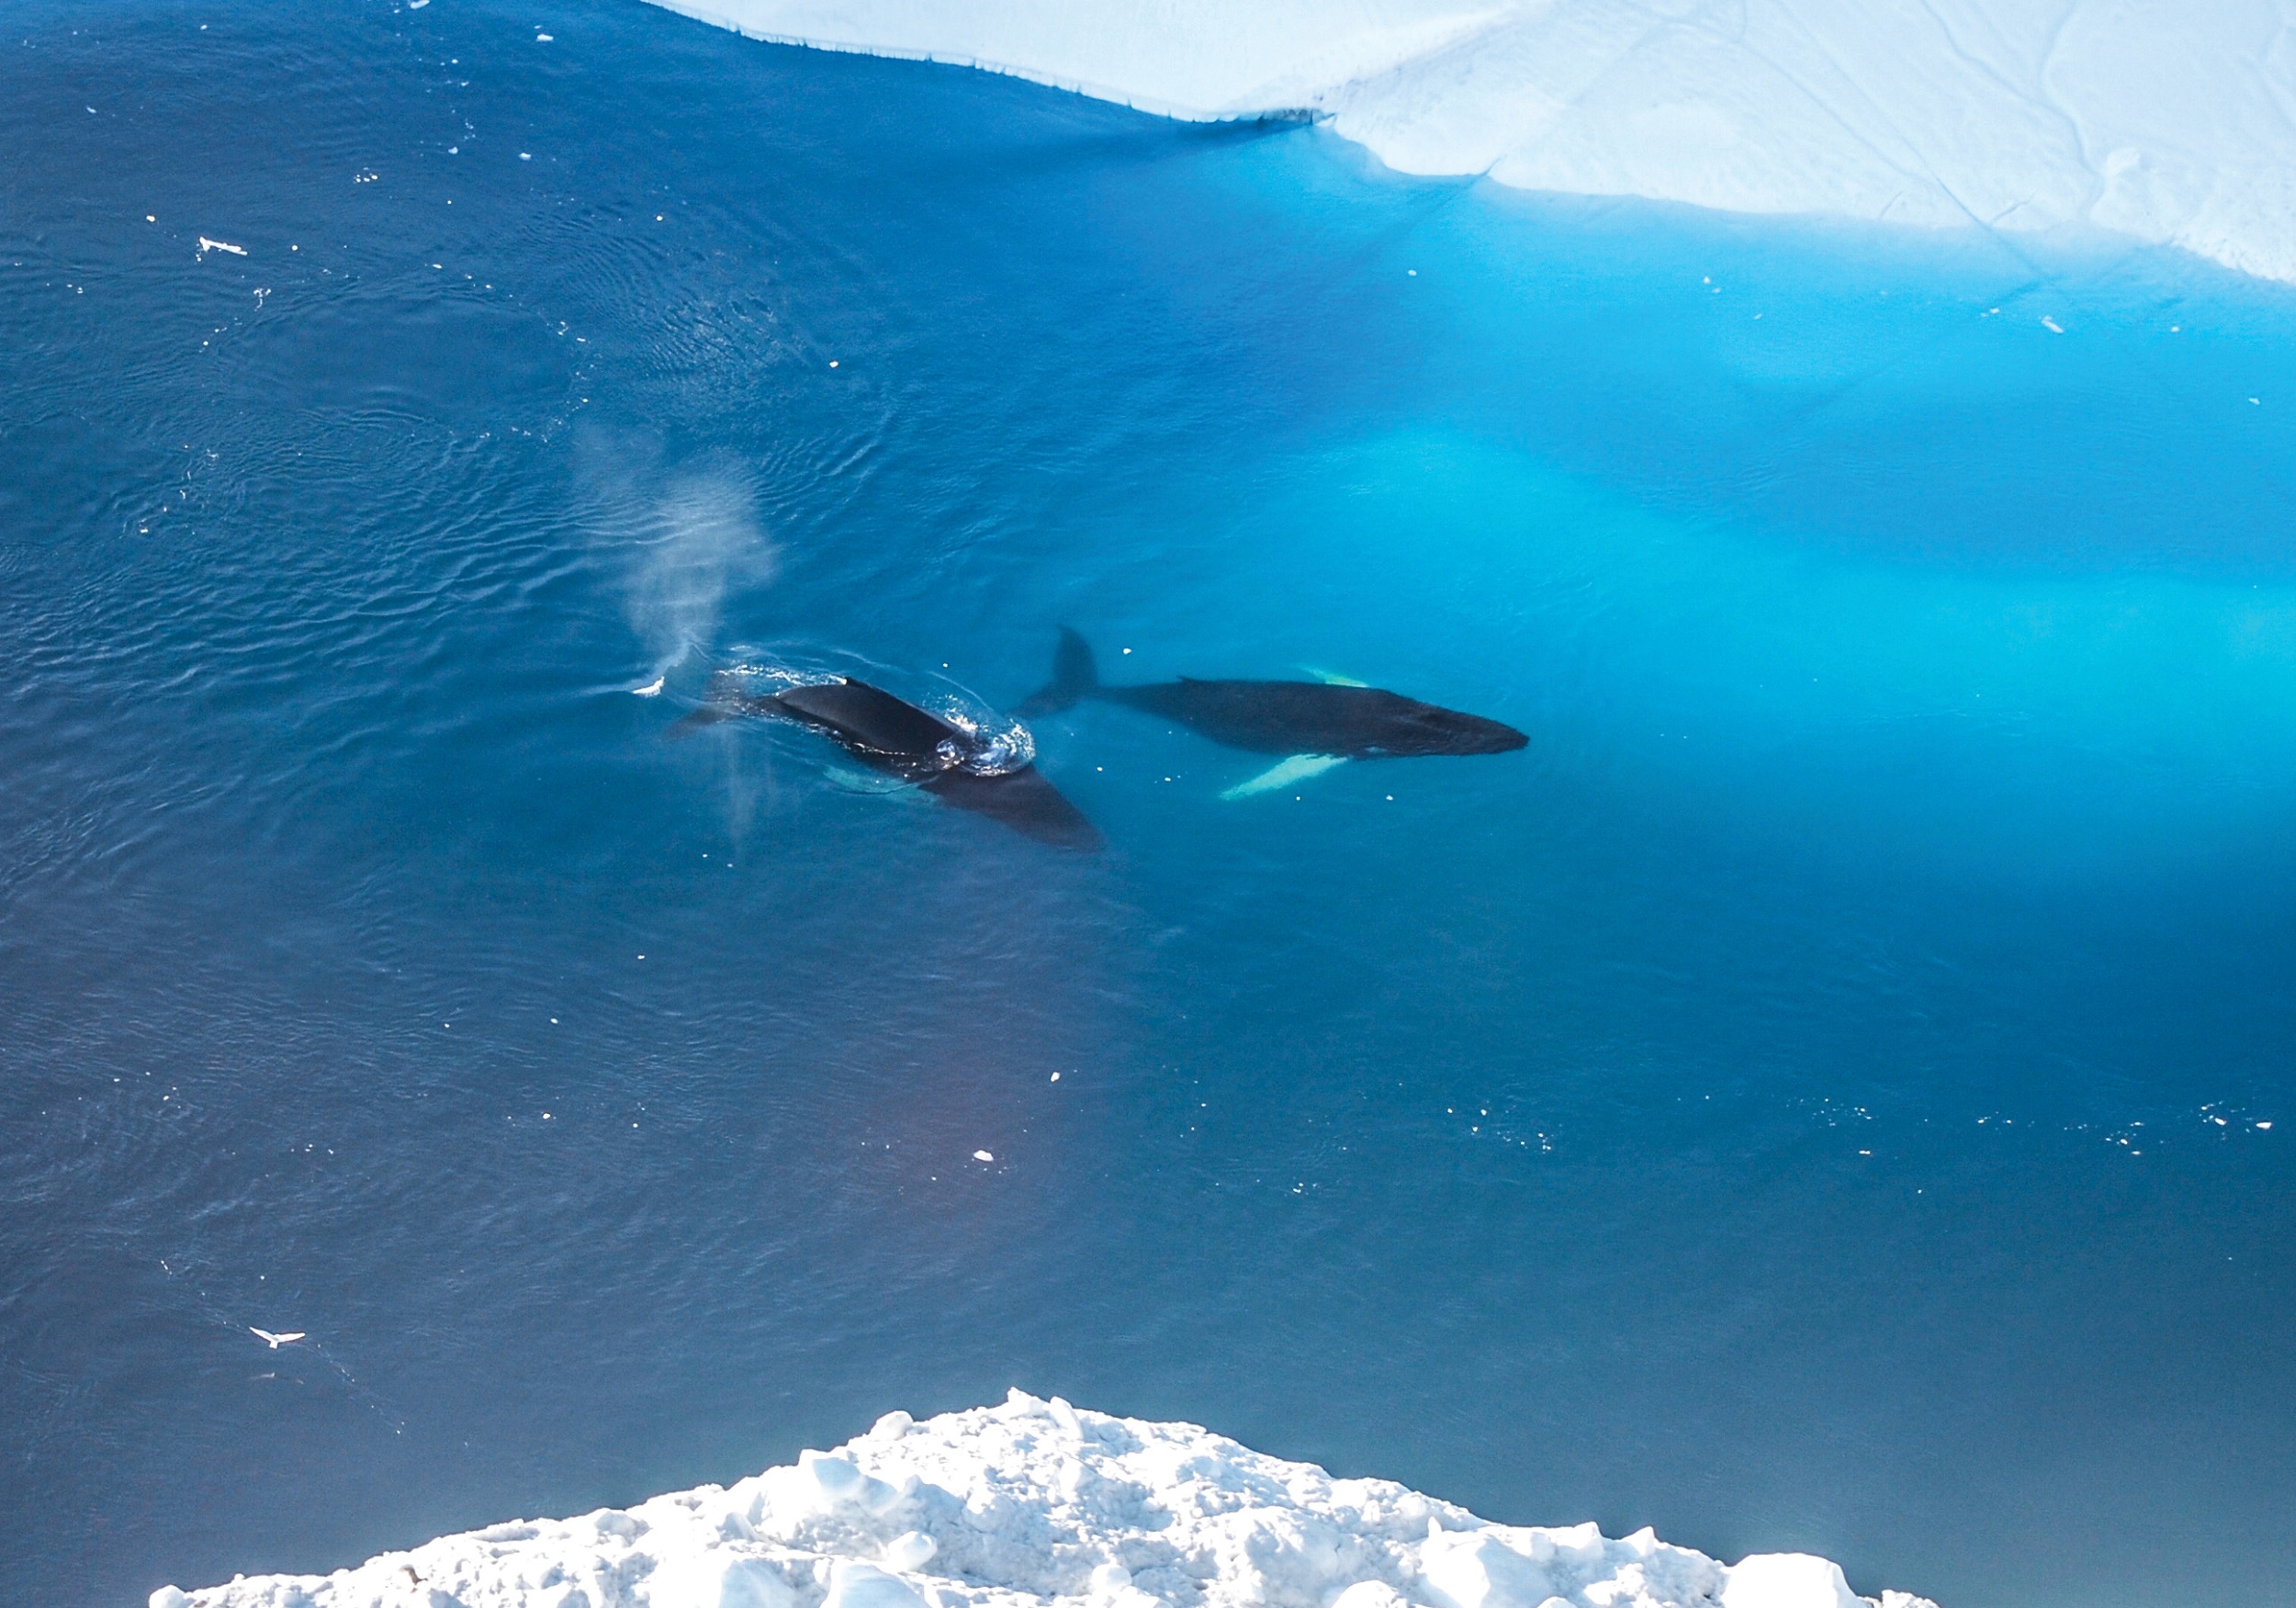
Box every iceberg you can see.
[150,1392,1936,1608]
[646,0,2296,284]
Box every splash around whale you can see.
[1019,629,1527,773]
[676,669,1103,849]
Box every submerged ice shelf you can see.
[154,1393,1934,1608]
[647,0,2296,285]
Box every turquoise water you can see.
[4,4,2294,1606]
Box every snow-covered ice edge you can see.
[152,1391,1934,1608]
[643,0,2296,287]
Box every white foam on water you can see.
[644,0,2296,286]
[157,1393,1937,1608]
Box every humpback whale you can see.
[1019,630,1525,794]
[674,671,1102,849]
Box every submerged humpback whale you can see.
[673,671,1102,849]
[1019,629,1525,796]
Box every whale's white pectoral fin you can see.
[1299,666,1370,687]
[1220,754,1346,801]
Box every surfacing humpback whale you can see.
[1018,629,1525,797]
[673,671,1102,849]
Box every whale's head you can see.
[1376,697,1529,757]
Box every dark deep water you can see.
[5,3,2295,1605]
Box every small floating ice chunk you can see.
[804,1451,865,1503]
[1330,1585,1407,1608]
[1418,1524,1555,1608]
[197,237,247,256]
[649,1551,793,1608]
[973,1150,994,1162]
[1720,1553,1862,1608]
[634,676,666,696]
[2041,315,2064,332]
[826,1562,927,1608]
[756,1452,868,1530]
[881,1531,938,1570]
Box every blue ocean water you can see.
[5,3,2295,1605]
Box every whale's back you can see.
[1117,679,1524,758]
[772,678,960,768]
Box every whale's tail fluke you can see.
[1017,627,1099,716]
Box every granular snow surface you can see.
[153,1394,1936,1608]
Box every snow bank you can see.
[152,1391,1936,1608]
[646,0,2296,285]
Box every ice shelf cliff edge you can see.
[647,0,2296,285]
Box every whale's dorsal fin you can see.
[1299,666,1369,687]
[1219,753,1347,801]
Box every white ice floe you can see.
[645,0,2296,285]
[156,1391,1937,1608]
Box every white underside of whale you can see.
[1221,753,1349,800]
